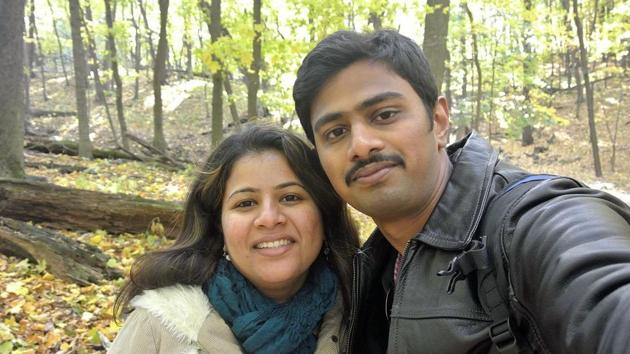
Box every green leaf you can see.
[0,341,13,354]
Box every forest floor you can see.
[1,74,628,353]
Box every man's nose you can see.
[348,124,385,161]
[254,200,286,228]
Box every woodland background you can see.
[0,0,629,352]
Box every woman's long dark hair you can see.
[114,124,359,319]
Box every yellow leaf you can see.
[6,281,28,296]
[60,342,71,351]
[89,234,103,245]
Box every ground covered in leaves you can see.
[1,75,628,353]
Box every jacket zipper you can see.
[342,254,361,353]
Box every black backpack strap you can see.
[438,174,556,353]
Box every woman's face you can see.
[221,150,324,302]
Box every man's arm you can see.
[509,179,630,354]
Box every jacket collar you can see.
[417,132,499,250]
[130,284,211,345]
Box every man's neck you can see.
[376,152,453,254]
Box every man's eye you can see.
[281,194,302,203]
[375,110,398,121]
[325,127,347,141]
[235,200,255,208]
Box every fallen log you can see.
[25,161,88,174]
[125,133,189,168]
[29,108,77,118]
[0,178,182,238]
[0,217,122,285]
[25,137,139,161]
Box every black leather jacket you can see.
[342,133,630,354]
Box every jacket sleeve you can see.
[509,178,630,354]
[109,309,160,354]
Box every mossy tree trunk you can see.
[0,0,26,179]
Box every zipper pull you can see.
[437,256,464,294]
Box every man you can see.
[293,30,630,353]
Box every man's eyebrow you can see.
[312,91,403,134]
[358,91,403,110]
[313,112,343,134]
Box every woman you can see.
[110,124,359,353]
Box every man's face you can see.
[309,60,449,222]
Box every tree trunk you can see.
[572,0,602,177]
[422,0,450,92]
[185,27,193,79]
[369,12,383,31]
[47,0,69,86]
[153,0,170,152]
[30,0,49,101]
[200,0,224,145]
[80,13,118,144]
[83,4,108,105]
[0,0,26,179]
[104,0,129,149]
[488,37,498,141]
[0,217,122,285]
[521,0,535,146]
[0,178,182,238]
[223,75,240,124]
[464,3,482,132]
[130,3,142,100]
[69,0,93,158]
[137,0,156,65]
[247,0,262,119]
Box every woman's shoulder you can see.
[129,284,212,344]
[315,291,344,354]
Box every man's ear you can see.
[433,96,450,149]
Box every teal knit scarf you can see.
[206,258,337,354]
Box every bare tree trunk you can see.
[0,0,26,179]
[464,4,482,132]
[200,0,224,145]
[369,12,383,31]
[604,90,622,172]
[521,0,535,146]
[30,0,48,101]
[47,0,69,86]
[69,0,93,158]
[422,0,450,92]
[223,74,240,124]
[130,4,141,100]
[153,0,169,152]
[488,37,498,141]
[83,4,107,105]
[184,23,193,79]
[572,0,602,177]
[247,0,262,119]
[79,9,118,144]
[104,0,129,149]
[137,0,156,65]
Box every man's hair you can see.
[293,29,438,143]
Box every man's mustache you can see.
[345,153,405,186]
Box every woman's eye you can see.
[325,127,347,141]
[235,200,255,208]
[281,194,302,203]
